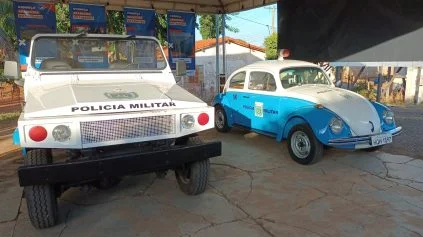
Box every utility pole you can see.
[216,14,220,93]
[265,6,277,34]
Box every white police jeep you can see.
[5,34,221,229]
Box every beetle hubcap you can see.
[216,110,225,129]
[291,131,311,159]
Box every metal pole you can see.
[222,14,226,81]
[415,67,421,104]
[215,14,220,93]
[376,67,382,102]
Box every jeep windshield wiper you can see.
[75,32,87,38]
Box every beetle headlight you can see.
[329,117,344,134]
[181,114,195,129]
[52,125,71,142]
[383,110,394,125]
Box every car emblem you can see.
[369,121,374,132]
[233,94,238,100]
[105,91,139,100]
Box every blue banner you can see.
[167,11,196,75]
[69,3,106,33]
[13,1,56,70]
[124,8,155,36]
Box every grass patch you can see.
[0,112,21,122]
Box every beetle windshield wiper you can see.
[126,35,136,39]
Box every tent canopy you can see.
[39,0,277,13]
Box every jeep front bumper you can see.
[18,141,221,186]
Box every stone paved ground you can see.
[382,105,423,160]
[0,129,422,237]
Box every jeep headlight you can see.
[52,125,71,142]
[383,110,394,125]
[329,117,344,134]
[181,114,195,129]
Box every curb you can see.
[0,148,21,159]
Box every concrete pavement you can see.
[0,129,422,237]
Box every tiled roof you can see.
[162,37,265,57]
[195,37,265,52]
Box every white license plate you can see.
[371,133,392,146]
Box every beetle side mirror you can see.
[335,80,342,87]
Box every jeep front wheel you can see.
[175,136,210,195]
[24,149,58,229]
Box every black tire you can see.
[175,136,210,195]
[363,145,384,152]
[24,149,58,229]
[215,105,231,133]
[287,124,324,165]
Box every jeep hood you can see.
[24,82,206,118]
[286,85,381,136]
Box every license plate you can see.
[371,133,392,146]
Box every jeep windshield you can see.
[31,35,167,71]
[280,67,331,89]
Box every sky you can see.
[194,4,277,47]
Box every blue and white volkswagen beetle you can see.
[213,60,402,165]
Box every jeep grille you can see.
[80,115,176,144]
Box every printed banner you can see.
[13,1,56,70]
[69,3,106,33]
[167,11,196,76]
[124,8,155,36]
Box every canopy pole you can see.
[216,14,220,93]
[222,14,226,81]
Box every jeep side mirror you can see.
[176,61,186,76]
[4,61,20,79]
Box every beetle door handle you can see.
[243,96,250,98]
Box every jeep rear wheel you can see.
[24,149,58,229]
[175,136,210,195]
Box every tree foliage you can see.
[264,32,278,60]
[199,14,239,39]
[0,1,16,50]
[56,3,70,33]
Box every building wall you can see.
[405,67,423,104]
[194,43,265,102]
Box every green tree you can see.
[199,14,239,39]
[264,32,278,60]
[107,10,124,34]
[56,3,70,33]
[0,1,16,49]
[155,13,167,46]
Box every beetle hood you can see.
[24,82,206,118]
[286,85,381,136]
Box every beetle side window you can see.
[248,71,277,92]
[229,72,246,89]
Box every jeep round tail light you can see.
[29,126,48,142]
[198,113,209,126]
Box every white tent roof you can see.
[36,0,277,13]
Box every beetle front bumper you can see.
[327,126,402,147]
[18,141,221,187]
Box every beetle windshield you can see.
[280,67,331,89]
[31,36,167,71]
